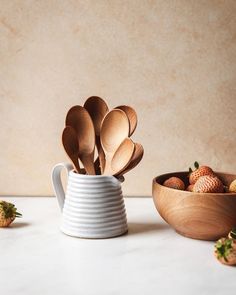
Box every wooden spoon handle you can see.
[80,154,95,175]
[71,156,80,173]
[103,153,113,175]
[94,157,101,175]
[96,137,106,174]
[115,156,142,177]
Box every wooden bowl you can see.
[152,172,236,241]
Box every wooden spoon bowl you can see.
[84,96,109,136]
[84,96,109,174]
[116,143,143,177]
[101,109,129,174]
[62,126,80,173]
[66,105,95,175]
[103,138,135,176]
[152,171,236,241]
[115,105,137,136]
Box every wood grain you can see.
[84,96,109,174]
[103,138,134,176]
[66,105,95,175]
[116,142,144,177]
[62,126,80,173]
[101,109,129,174]
[115,105,137,136]
[152,171,236,241]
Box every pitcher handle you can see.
[51,162,73,211]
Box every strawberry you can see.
[193,175,224,193]
[163,177,185,190]
[228,228,236,240]
[186,184,194,192]
[214,238,236,266]
[0,201,22,227]
[189,161,214,184]
[229,179,236,193]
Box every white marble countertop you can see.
[0,197,235,295]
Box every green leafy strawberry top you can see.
[189,161,199,174]
[0,201,22,219]
[215,238,233,262]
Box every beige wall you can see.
[0,0,236,196]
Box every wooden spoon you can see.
[62,126,80,173]
[84,96,109,173]
[66,105,95,175]
[103,138,135,176]
[115,105,137,136]
[116,143,144,177]
[101,109,130,174]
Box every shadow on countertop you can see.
[10,222,31,229]
[127,222,169,235]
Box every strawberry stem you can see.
[15,212,22,218]
[230,228,236,239]
[194,161,199,169]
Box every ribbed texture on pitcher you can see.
[61,172,128,238]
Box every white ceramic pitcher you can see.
[51,163,128,238]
